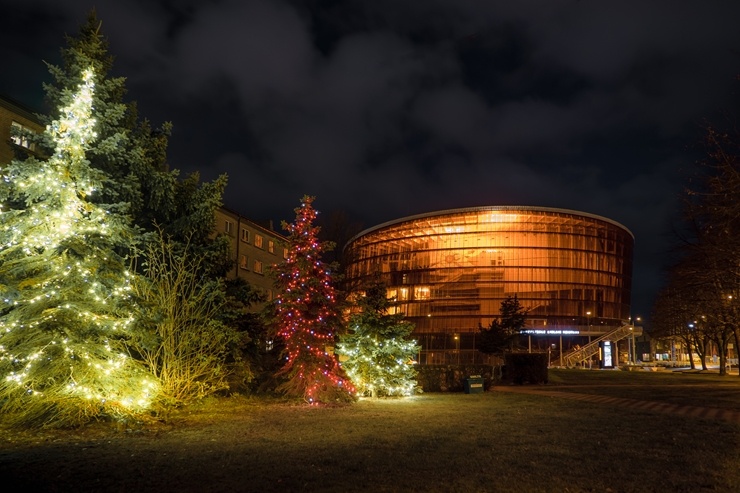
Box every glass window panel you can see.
[345,207,633,337]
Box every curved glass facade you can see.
[343,207,634,363]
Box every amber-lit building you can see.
[343,206,634,364]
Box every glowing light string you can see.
[272,196,355,404]
[0,67,158,422]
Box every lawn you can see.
[1,369,739,492]
[547,367,740,410]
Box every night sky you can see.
[2,0,739,320]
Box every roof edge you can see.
[345,205,634,247]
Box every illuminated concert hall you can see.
[343,206,635,365]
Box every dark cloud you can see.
[174,0,315,104]
[1,0,739,318]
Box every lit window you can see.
[268,240,275,253]
[241,228,249,243]
[239,255,248,270]
[414,286,430,300]
[398,288,409,301]
[253,260,264,274]
[255,235,263,249]
[10,121,35,150]
[283,248,289,259]
[225,220,234,235]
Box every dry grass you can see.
[1,370,740,492]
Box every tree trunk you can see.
[681,336,696,369]
[717,339,727,376]
[697,336,709,370]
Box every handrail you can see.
[560,324,642,367]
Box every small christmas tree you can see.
[272,196,354,404]
[337,280,420,397]
[0,67,157,427]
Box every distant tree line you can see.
[652,115,740,375]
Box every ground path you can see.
[495,385,740,424]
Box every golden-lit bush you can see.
[132,228,241,408]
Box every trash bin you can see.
[464,375,484,394]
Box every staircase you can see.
[559,324,643,367]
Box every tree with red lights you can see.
[272,196,355,404]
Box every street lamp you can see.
[454,333,460,365]
[629,316,641,364]
[728,296,736,373]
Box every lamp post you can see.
[630,316,641,364]
[559,334,563,367]
[454,333,460,365]
[728,296,735,374]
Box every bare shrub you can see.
[132,228,239,407]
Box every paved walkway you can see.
[495,386,740,424]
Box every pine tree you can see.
[337,280,420,397]
[37,14,243,402]
[38,12,231,279]
[38,12,167,222]
[272,196,355,404]
[0,67,157,427]
[478,295,527,355]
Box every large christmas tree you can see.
[0,66,157,427]
[39,13,231,279]
[337,280,420,397]
[272,196,355,404]
[37,14,244,406]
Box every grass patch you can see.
[544,368,740,410]
[548,367,740,387]
[1,372,739,492]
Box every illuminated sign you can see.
[600,341,614,369]
[521,329,580,335]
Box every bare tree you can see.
[656,121,740,375]
[132,228,240,406]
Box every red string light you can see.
[272,196,355,404]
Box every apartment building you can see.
[0,95,44,165]
[2,93,286,309]
[215,207,287,304]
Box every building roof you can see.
[346,205,634,246]
[0,94,42,125]
[217,206,286,239]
